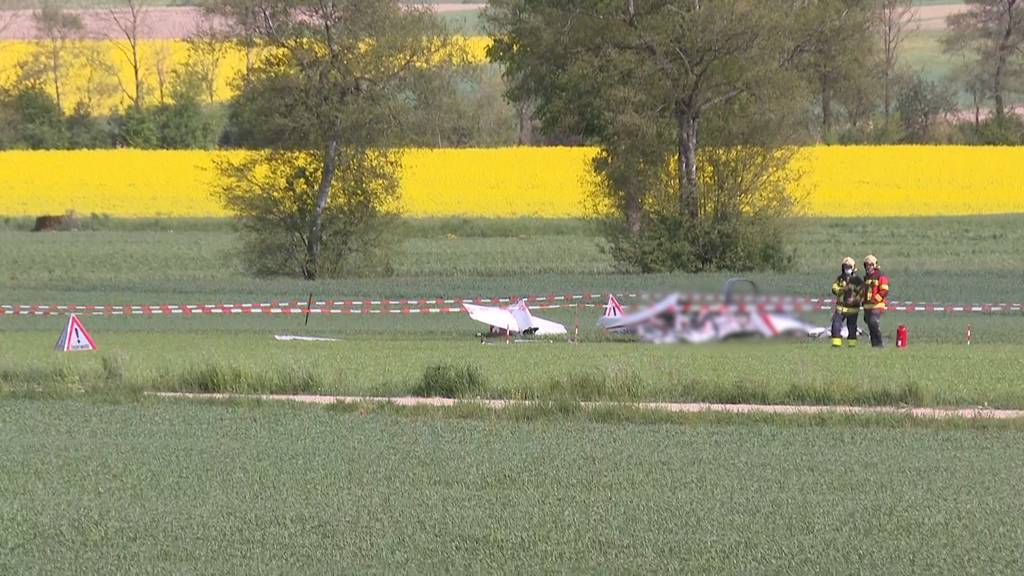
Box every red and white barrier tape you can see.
[1,294,1021,317]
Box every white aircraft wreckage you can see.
[599,279,824,344]
[463,299,567,337]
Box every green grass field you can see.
[2,215,1022,406]
[7,3,1020,572]
[1,398,1022,575]
[3,214,1022,302]
[2,212,1022,572]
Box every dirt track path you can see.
[152,392,1024,420]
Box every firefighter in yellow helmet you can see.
[830,256,863,347]
[861,254,889,348]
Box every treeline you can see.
[1,0,1022,151]
[0,1,519,151]
[0,64,518,150]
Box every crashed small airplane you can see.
[598,279,822,344]
[463,300,567,337]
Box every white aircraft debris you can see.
[463,299,567,337]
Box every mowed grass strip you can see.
[4,333,1024,408]
[1,398,1022,574]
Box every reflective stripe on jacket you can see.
[862,271,889,311]
[831,275,863,316]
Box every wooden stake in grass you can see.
[304,292,314,327]
[574,302,580,343]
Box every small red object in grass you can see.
[896,325,908,348]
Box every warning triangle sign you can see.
[603,294,624,318]
[55,314,97,352]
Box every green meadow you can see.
[2,213,1022,573]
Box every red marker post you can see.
[896,325,908,348]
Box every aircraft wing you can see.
[463,303,521,332]
[528,314,568,335]
[758,312,821,337]
[598,293,682,332]
[509,300,567,335]
[463,302,567,336]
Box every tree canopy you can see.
[487,0,817,271]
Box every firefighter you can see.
[861,254,889,348]
[830,256,862,347]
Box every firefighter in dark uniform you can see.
[860,254,889,348]
[830,256,862,347]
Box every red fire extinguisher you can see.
[896,325,908,348]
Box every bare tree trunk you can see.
[305,139,339,280]
[625,190,642,237]
[153,43,170,104]
[993,0,1017,123]
[881,9,894,127]
[110,0,146,108]
[676,106,699,220]
[883,73,891,127]
[132,35,142,107]
[517,100,534,145]
[878,0,915,130]
[821,74,833,141]
[50,42,63,111]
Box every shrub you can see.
[413,363,487,398]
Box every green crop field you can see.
[2,215,1022,406]
[6,2,1019,572]
[1,398,1023,575]
[2,213,1022,573]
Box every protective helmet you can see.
[864,254,878,267]
[841,256,856,268]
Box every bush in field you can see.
[597,142,798,273]
[414,363,487,398]
[152,97,216,149]
[0,86,68,149]
[66,103,111,148]
[110,105,158,148]
[216,150,399,278]
[957,116,1024,145]
[895,73,958,144]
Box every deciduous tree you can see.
[210,0,450,279]
[22,2,84,111]
[108,0,148,108]
[877,0,916,128]
[487,0,810,271]
[944,0,1024,123]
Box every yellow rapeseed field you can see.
[0,37,492,113]
[0,40,243,112]
[795,146,1024,216]
[1,146,1022,218]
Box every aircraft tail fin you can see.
[509,299,534,332]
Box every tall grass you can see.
[412,363,487,398]
[0,350,1001,409]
